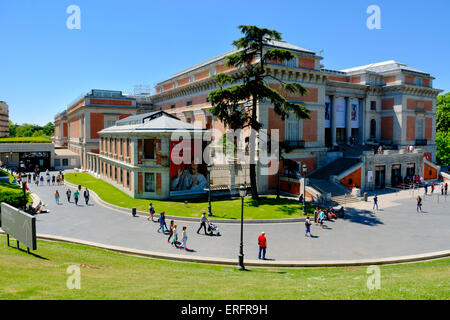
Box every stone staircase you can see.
[308,155,363,207]
[309,157,361,180]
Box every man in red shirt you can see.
[258,232,267,260]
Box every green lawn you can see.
[64,172,314,219]
[0,137,52,143]
[0,235,448,300]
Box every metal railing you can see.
[285,140,305,149]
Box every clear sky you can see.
[1,0,449,125]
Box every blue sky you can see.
[1,0,449,125]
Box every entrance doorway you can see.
[20,152,51,172]
[375,165,385,189]
[325,128,332,147]
[391,164,402,187]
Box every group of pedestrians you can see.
[148,203,189,250]
[55,185,90,206]
[31,170,65,187]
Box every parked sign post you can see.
[0,202,37,252]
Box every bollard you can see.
[364,192,368,202]
[132,207,137,217]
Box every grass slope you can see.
[64,172,314,219]
[0,235,448,300]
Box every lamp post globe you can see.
[238,184,247,270]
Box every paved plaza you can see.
[10,178,450,262]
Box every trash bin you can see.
[132,207,137,217]
[364,192,368,202]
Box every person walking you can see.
[35,175,39,186]
[181,226,188,250]
[46,175,50,186]
[445,182,448,195]
[196,212,208,235]
[147,203,155,222]
[424,184,428,195]
[258,232,267,260]
[373,194,379,211]
[431,183,435,194]
[171,225,179,248]
[441,183,444,196]
[319,210,326,229]
[305,216,312,237]
[417,195,423,213]
[74,190,79,206]
[39,175,44,186]
[54,190,60,204]
[167,220,175,243]
[157,212,169,233]
[52,175,55,185]
[66,188,72,202]
[78,184,82,192]
[83,188,90,205]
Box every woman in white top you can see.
[171,225,178,247]
[181,226,188,250]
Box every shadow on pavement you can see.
[344,208,384,227]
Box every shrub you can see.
[0,182,30,208]
[0,169,9,177]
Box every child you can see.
[54,190,60,204]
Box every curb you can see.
[1,231,449,267]
[63,181,307,224]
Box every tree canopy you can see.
[436,92,450,166]
[208,25,310,199]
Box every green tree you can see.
[436,92,450,132]
[8,120,16,137]
[208,25,310,199]
[42,122,55,137]
[436,92,450,166]
[436,131,450,166]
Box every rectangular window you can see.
[415,77,422,86]
[144,139,155,159]
[209,68,217,76]
[370,101,377,111]
[174,81,178,88]
[144,173,155,192]
[62,158,68,166]
[55,159,61,167]
[119,138,123,157]
[189,75,195,83]
[127,171,130,188]
[171,104,176,109]
[186,101,193,106]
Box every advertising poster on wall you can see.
[351,99,359,128]
[169,140,208,197]
[335,97,346,128]
[325,97,331,128]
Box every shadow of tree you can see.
[344,208,384,227]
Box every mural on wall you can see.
[169,140,208,196]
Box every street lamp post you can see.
[302,164,307,215]
[238,184,247,271]
[207,163,212,216]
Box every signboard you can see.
[335,97,346,128]
[0,202,37,250]
[367,170,373,183]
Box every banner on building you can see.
[169,140,208,197]
[325,97,331,129]
[351,99,359,128]
[335,97,346,128]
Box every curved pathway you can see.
[20,178,450,264]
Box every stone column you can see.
[345,97,352,144]
[330,95,337,146]
[359,98,365,145]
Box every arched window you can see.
[370,119,376,139]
